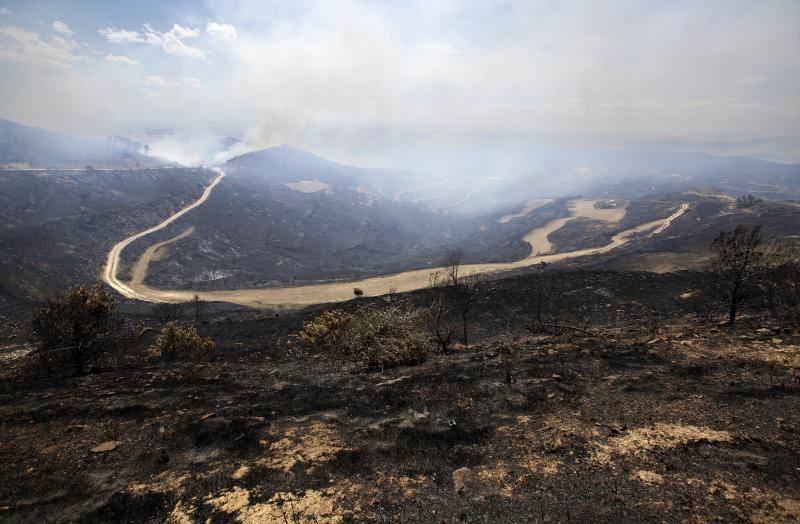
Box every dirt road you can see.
[101,168,225,301]
[104,167,688,307]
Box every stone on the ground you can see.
[91,441,121,453]
[452,467,472,494]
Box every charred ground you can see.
[1,270,798,522]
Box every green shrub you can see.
[151,322,215,362]
[299,304,430,371]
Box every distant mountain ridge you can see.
[0,118,169,168]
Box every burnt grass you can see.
[1,270,799,522]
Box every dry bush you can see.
[299,304,430,371]
[347,304,430,370]
[297,309,353,351]
[28,284,134,376]
[150,322,215,363]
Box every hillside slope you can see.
[0,118,167,169]
[126,147,541,290]
[0,168,217,312]
[1,271,797,522]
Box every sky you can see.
[0,0,798,164]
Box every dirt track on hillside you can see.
[114,187,688,307]
[129,226,195,286]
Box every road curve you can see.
[103,168,689,307]
[102,168,226,301]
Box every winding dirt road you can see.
[102,168,225,301]
[102,169,688,308]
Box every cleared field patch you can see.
[498,198,554,224]
[286,180,329,193]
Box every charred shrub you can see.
[150,322,215,362]
[150,302,183,323]
[707,224,777,325]
[299,304,430,371]
[28,284,134,376]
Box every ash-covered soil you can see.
[1,271,798,523]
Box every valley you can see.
[2,3,799,521]
[105,174,690,307]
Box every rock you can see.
[755,328,772,335]
[551,374,562,381]
[91,441,122,453]
[556,383,575,394]
[375,375,410,387]
[199,412,217,421]
[452,467,472,494]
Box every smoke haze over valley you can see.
[1,2,800,522]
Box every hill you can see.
[119,146,539,291]
[0,118,168,169]
[0,167,218,313]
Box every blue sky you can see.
[0,0,798,162]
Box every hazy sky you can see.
[0,0,798,158]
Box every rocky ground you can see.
[0,272,799,522]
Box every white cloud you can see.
[170,23,198,39]
[142,74,170,88]
[0,25,83,68]
[52,21,73,36]
[99,27,144,43]
[143,24,205,58]
[142,74,169,88]
[0,7,11,15]
[141,75,201,89]
[104,53,137,65]
[206,22,237,43]
[101,23,205,58]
